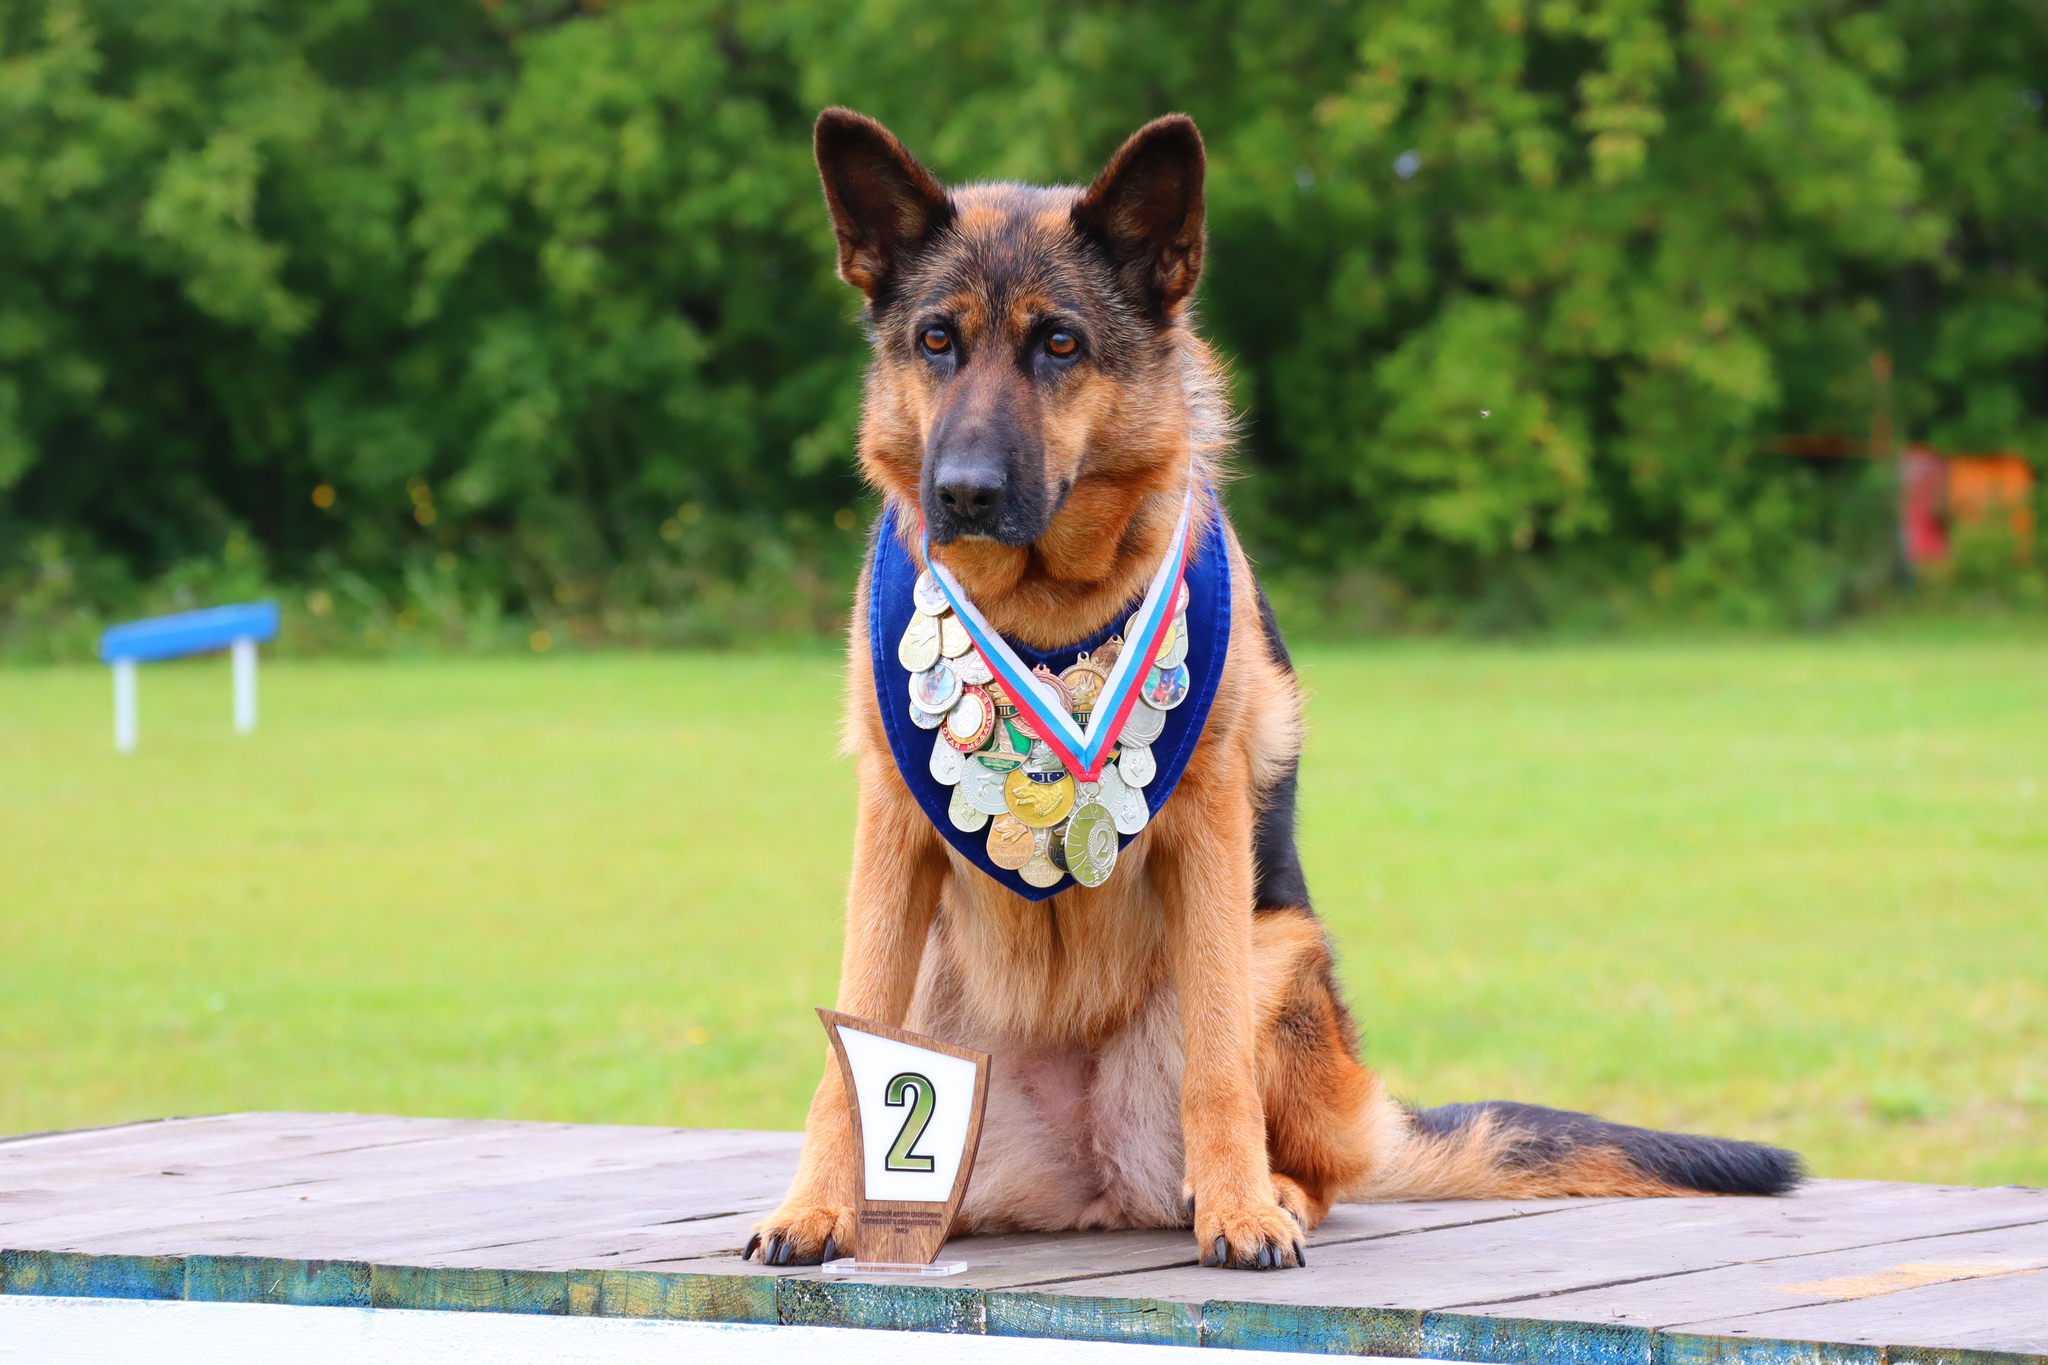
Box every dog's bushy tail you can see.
[1348,1099,1802,1201]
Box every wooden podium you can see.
[816,1009,990,1274]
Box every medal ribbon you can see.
[920,488,1195,782]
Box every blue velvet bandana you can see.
[868,497,1230,900]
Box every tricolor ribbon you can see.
[921,488,1195,782]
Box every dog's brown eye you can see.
[1046,332,1078,358]
[921,328,951,355]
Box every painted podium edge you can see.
[1,1248,2041,1365]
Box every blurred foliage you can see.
[1,0,2044,655]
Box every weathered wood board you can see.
[3,1113,2043,1360]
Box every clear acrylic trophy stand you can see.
[820,1257,968,1277]
[815,1009,989,1280]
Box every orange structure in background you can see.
[1899,447,2035,567]
[1770,434,2036,570]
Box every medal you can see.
[1004,768,1075,828]
[1020,829,1064,888]
[930,729,970,785]
[944,684,996,752]
[1119,698,1165,745]
[1154,618,1188,669]
[954,650,993,685]
[910,661,962,715]
[898,612,941,672]
[1060,658,1109,716]
[986,815,1034,869]
[938,613,972,659]
[1117,741,1156,787]
[914,570,951,615]
[1141,662,1189,710]
[909,700,945,730]
[949,781,990,832]
[1095,764,1150,835]
[1063,802,1118,887]
[960,762,1010,816]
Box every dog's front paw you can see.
[744,1204,854,1266]
[1193,1197,1307,1271]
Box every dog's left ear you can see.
[1072,115,1207,316]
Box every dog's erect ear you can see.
[1071,115,1206,315]
[814,108,952,299]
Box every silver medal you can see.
[1118,741,1156,787]
[1063,801,1119,887]
[930,729,969,785]
[961,762,1010,816]
[949,780,990,832]
[1096,765,1151,835]
[1120,696,1167,744]
[1141,662,1189,710]
[953,649,993,685]
[909,699,945,729]
[898,611,941,672]
[910,661,962,715]
[914,569,951,616]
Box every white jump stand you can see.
[98,601,281,752]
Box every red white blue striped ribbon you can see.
[921,488,1195,782]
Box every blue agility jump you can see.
[98,601,280,752]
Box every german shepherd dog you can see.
[746,109,1799,1272]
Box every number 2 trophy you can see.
[815,1008,990,1276]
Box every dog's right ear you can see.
[814,109,952,299]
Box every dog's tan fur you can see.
[746,110,1792,1272]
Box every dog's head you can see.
[815,109,1207,550]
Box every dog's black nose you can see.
[933,465,1006,528]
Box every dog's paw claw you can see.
[821,1235,838,1265]
[1196,1200,1309,1271]
[1293,1239,1307,1268]
[743,1233,761,1262]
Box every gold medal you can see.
[1004,768,1075,828]
[938,612,972,659]
[986,814,1034,869]
[898,612,941,672]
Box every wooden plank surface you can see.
[1034,1180,2048,1311]
[1497,1213,2048,1330]
[2,1113,2043,1361]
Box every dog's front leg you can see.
[1158,756,1306,1271]
[746,760,947,1266]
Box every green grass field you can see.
[3,637,2043,1186]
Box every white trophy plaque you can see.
[816,1009,990,1276]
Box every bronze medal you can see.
[1060,657,1109,716]
[986,815,1034,870]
